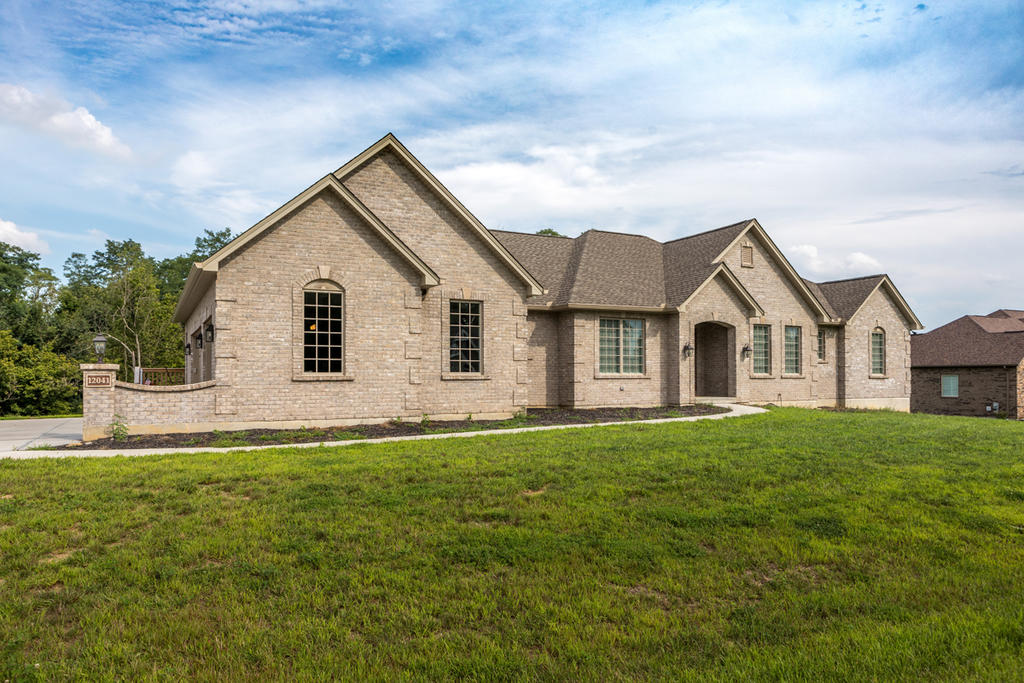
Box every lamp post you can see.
[92,334,107,362]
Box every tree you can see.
[0,330,81,416]
[155,228,234,298]
[0,241,56,345]
[535,228,566,237]
[54,240,181,378]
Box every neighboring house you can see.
[911,310,1024,419]
[78,134,922,439]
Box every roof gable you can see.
[334,134,543,297]
[712,219,832,321]
[173,174,440,322]
[813,275,922,330]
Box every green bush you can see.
[0,330,81,416]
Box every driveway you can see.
[0,417,83,451]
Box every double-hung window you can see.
[449,300,482,373]
[303,289,343,373]
[599,318,644,374]
[941,374,959,398]
[817,328,826,362]
[784,326,802,374]
[871,328,886,375]
[752,324,772,374]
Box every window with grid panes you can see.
[871,328,886,375]
[599,318,644,374]
[784,325,802,374]
[817,328,826,361]
[303,289,343,373]
[752,324,771,374]
[449,301,482,373]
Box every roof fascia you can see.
[334,133,544,297]
[527,303,671,314]
[713,219,831,321]
[172,264,215,323]
[848,276,924,330]
[677,263,766,317]
[195,173,440,287]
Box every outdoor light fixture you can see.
[682,342,693,358]
[741,343,752,359]
[205,324,215,343]
[92,334,107,362]
[195,334,203,350]
[185,342,192,357]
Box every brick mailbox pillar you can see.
[80,363,120,441]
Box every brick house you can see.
[79,134,922,439]
[911,309,1024,419]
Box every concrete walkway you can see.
[0,416,83,451]
[0,404,766,460]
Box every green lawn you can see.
[1,408,1023,680]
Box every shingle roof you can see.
[491,220,752,309]
[808,275,886,320]
[911,313,1024,367]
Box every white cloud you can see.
[0,218,50,254]
[789,245,883,278]
[0,84,131,158]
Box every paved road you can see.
[0,417,83,451]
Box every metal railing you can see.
[140,367,186,386]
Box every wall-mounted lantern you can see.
[92,334,107,362]
[195,333,203,350]
[205,324,215,343]
[185,342,192,357]
[682,342,693,358]
[741,343,752,359]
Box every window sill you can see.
[869,374,888,379]
[594,373,650,380]
[816,359,828,364]
[441,373,490,381]
[749,373,774,379]
[292,374,355,382]
[782,373,805,379]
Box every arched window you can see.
[302,280,344,374]
[870,328,885,375]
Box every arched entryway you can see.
[694,321,736,398]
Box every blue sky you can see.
[1,0,1022,328]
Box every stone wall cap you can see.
[80,363,120,371]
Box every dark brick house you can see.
[911,309,1024,419]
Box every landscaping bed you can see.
[72,404,729,449]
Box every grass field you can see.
[1,408,1023,680]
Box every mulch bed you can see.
[71,404,729,450]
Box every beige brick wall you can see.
[718,234,829,406]
[201,147,531,427]
[679,274,754,404]
[342,149,530,416]
[841,287,912,410]
[554,311,672,408]
[183,284,216,384]
[527,311,560,407]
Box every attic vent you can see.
[741,244,754,268]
